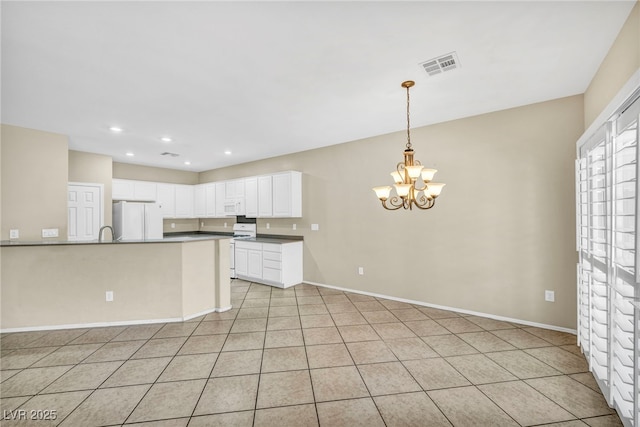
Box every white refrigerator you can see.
[113,201,163,241]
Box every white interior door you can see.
[68,183,102,241]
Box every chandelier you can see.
[373,80,445,210]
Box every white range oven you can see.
[230,223,256,279]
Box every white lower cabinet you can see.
[247,248,263,279]
[235,247,248,277]
[235,240,303,288]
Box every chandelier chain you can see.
[406,84,411,150]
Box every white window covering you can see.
[577,95,640,427]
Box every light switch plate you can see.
[311,224,319,231]
[9,229,19,239]
[106,291,114,302]
[292,224,297,230]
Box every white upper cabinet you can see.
[258,175,273,217]
[215,181,226,217]
[174,185,194,218]
[194,184,206,218]
[205,183,216,217]
[133,181,157,201]
[225,179,245,199]
[272,171,302,217]
[156,183,175,218]
[113,171,301,219]
[112,179,157,202]
[245,177,258,218]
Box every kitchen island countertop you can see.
[0,231,303,247]
[0,234,231,247]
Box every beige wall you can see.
[199,95,584,329]
[68,150,113,227]
[113,162,199,185]
[1,125,69,241]
[1,239,229,330]
[584,1,640,128]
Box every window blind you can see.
[577,94,640,427]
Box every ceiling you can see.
[1,1,636,172]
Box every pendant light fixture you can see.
[373,80,445,210]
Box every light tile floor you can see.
[0,280,623,427]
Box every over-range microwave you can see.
[223,199,245,216]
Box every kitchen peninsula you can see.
[0,236,231,331]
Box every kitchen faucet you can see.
[98,225,116,243]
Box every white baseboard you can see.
[304,280,577,335]
[0,305,234,333]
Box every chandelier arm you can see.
[414,183,428,192]
[382,197,404,211]
[414,195,436,210]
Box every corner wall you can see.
[1,124,69,240]
[584,1,640,129]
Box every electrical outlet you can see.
[311,224,319,231]
[106,291,114,302]
[293,224,297,230]
[266,223,270,229]
[224,222,228,228]
[201,222,204,227]
[9,229,19,239]
[171,223,176,229]
[545,290,555,302]
[358,267,364,275]
[42,228,59,238]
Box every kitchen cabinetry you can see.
[272,171,301,217]
[235,246,248,277]
[234,241,262,280]
[194,184,206,218]
[215,182,226,217]
[225,179,245,199]
[156,183,175,218]
[244,171,301,218]
[112,170,302,220]
[174,185,194,218]
[245,177,258,218]
[112,179,157,202]
[205,183,216,217]
[258,175,273,217]
[235,240,303,288]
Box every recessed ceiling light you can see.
[184,161,191,165]
[109,126,123,133]
[125,152,134,157]
[224,150,232,155]
[160,137,172,143]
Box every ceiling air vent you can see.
[160,152,180,157]
[420,52,460,77]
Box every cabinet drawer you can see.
[236,241,262,250]
[263,259,281,270]
[263,251,282,262]
[263,267,282,283]
[262,243,281,253]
